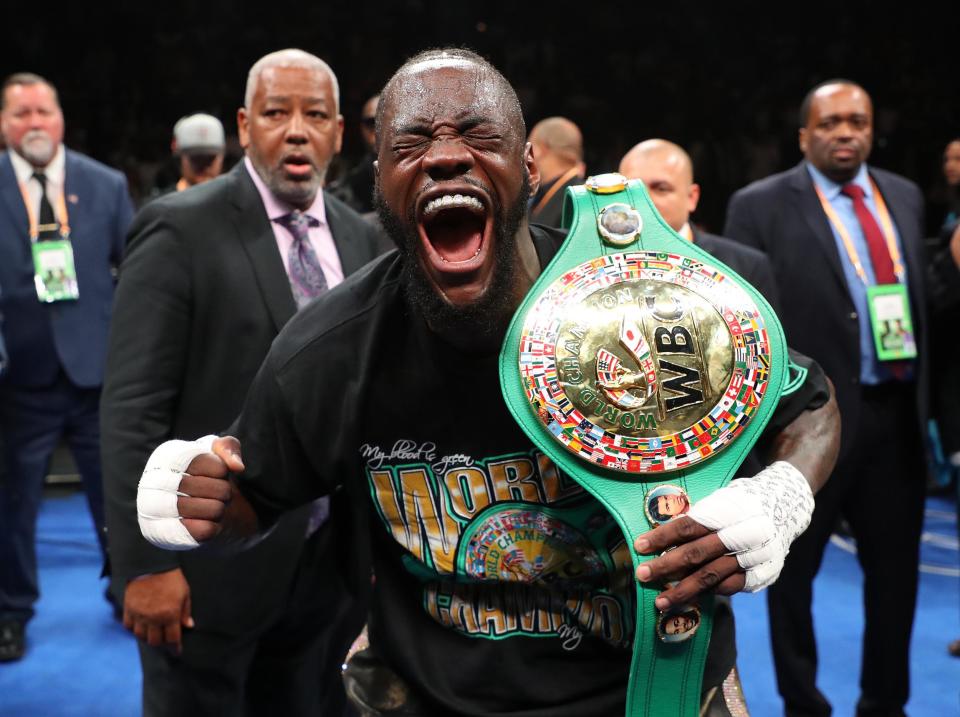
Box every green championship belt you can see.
[499,174,788,716]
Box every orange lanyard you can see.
[813,178,904,284]
[531,166,581,217]
[17,178,71,241]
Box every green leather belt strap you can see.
[499,175,788,717]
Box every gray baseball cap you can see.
[173,113,225,154]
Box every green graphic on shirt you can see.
[458,502,606,583]
[365,448,635,646]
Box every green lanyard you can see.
[500,175,788,716]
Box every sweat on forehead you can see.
[376,49,524,141]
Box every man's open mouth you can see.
[282,154,314,178]
[417,190,493,271]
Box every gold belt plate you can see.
[518,251,772,474]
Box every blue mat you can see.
[734,495,960,715]
[0,492,957,716]
[0,493,140,717]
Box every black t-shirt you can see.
[233,225,829,716]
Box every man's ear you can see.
[237,107,250,150]
[525,142,541,196]
[798,127,807,155]
[688,183,701,215]
[334,114,345,155]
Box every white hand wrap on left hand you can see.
[686,461,815,592]
[137,435,219,551]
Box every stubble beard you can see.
[250,151,325,209]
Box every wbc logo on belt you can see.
[518,252,771,475]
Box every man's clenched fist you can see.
[137,435,244,550]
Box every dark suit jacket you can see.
[0,150,132,388]
[530,172,581,229]
[0,287,7,376]
[724,162,928,457]
[693,228,781,314]
[101,163,384,634]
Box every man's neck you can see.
[243,156,320,215]
[815,161,863,185]
[515,221,541,294]
[17,150,49,171]
[538,160,577,189]
[8,145,64,183]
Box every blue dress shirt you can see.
[805,162,910,384]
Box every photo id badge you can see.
[866,284,917,361]
[32,239,80,303]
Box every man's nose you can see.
[836,120,857,139]
[284,111,308,144]
[422,137,474,180]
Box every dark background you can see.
[3,2,958,232]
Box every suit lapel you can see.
[871,170,922,273]
[227,164,296,332]
[871,170,926,321]
[325,193,365,276]
[62,151,88,238]
[789,163,850,294]
[0,154,29,241]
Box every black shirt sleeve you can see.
[230,352,330,529]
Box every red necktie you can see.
[840,183,896,284]
[840,183,909,379]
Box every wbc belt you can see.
[499,174,787,717]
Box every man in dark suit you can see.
[724,80,928,717]
[528,116,585,229]
[619,138,780,311]
[0,72,133,662]
[101,49,381,716]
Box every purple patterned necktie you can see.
[276,209,332,535]
[276,210,328,309]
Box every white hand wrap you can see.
[687,461,814,592]
[137,435,219,551]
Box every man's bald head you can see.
[529,117,583,182]
[619,139,700,233]
[376,48,525,153]
[619,139,693,186]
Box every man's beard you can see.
[374,170,532,345]
[19,131,56,167]
[251,153,325,208]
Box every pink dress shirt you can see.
[243,156,344,288]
